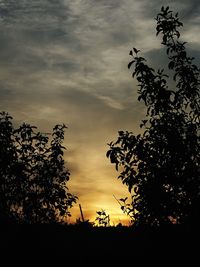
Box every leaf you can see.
[118,131,124,136]
[162,35,167,44]
[110,153,116,163]
[132,71,136,78]
[115,163,119,171]
[133,47,140,54]
[168,61,175,69]
[142,120,148,125]
[167,47,170,55]
[106,150,111,158]
[128,60,135,69]
[128,185,132,193]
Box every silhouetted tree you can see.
[107,6,200,226]
[0,111,77,224]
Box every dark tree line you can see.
[107,7,200,226]
[0,111,77,224]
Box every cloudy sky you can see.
[0,0,200,224]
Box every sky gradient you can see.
[0,0,200,225]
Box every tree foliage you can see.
[95,209,110,227]
[114,195,135,224]
[0,111,77,224]
[107,6,200,226]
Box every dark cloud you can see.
[0,0,67,25]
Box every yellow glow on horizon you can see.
[64,136,135,226]
[68,192,133,226]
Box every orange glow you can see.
[68,204,132,226]
[65,140,135,226]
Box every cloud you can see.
[96,95,124,110]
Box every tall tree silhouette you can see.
[0,111,77,224]
[107,6,200,226]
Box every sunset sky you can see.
[0,0,200,225]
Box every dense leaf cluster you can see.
[0,112,77,223]
[107,7,200,226]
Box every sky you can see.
[0,0,200,225]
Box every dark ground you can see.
[0,224,198,265]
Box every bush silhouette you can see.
[107,6,200,226]
[0,111,77,224]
